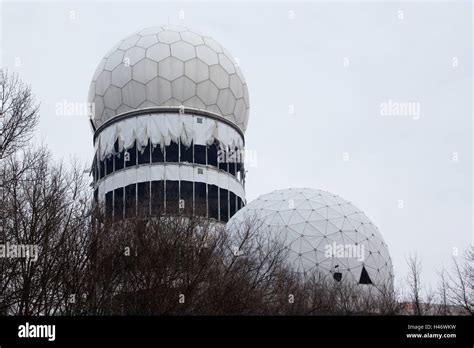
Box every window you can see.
[165,141,179,163]
[207,142,218,167]
[180,181,193,215]
[137,182,150,216]
[228,147,237,176]
[125,141,137,168]
[151,181,164,215]
[105,191,113,218]
[113,187,124,220]
[194,144,206,165]
[125,183,136,218]
[229,191,236,218]
[236,161,242,175]
[166,180,179,214]
[114,141,124,171]
[99,160,105,179]
[237,197,243,211]
[180,141,193,163]
[92,156,97,182]
[152,144,164,163]
[359,266,373,284]
[217,148,229,172]
[219,188,229,222]
[105,155,114,175]
[208,185,218,220]
[229,162,236,177]
[333,265,342,282]
[138,140,151,165]
[94,188,98,204]
[195,182,206,216]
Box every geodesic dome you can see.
[88,25,249,132]
[226,188,393,289]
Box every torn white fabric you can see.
[135,116,148,152]
[95,113,244,161]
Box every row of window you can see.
[93,139,244,182]
[99,180,244,223]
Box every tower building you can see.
[89,25,249,222]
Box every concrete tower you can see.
[88,25,249,222]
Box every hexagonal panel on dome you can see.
[158,56,184,82]
[170,41,196,61]
[171,76,196,101]
[88,25,250,132]
[133,59,158,84]
[146,43,171,62]
[146,77,172,105]
[122,80,146,108]
[136,35,158,49]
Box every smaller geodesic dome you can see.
[226,188,393,289]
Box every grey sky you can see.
[1,0,472,292]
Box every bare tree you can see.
[0,70,39,159]
[446,248,473,315]
[0,145,91,315]
[436,268,451,315]
[406,253,424,315]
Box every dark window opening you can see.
[105,155,113,176]
[195,182,207,217]
[359,266,373,284]
[166,180,179,214]
[113,187,124,220]
[229,192,236,218]
[180,181,193,215]
[125,184,136,218]
[114,141,124,171]
[194,144,206,165]
[105,191,113,217]
[333,272,342,282]
[138,140,151,165]
[165,141,179,163]
[237,197,243,211]
[125,141,137,168]
[207,142,218,167]
[218,146,228,172]
[208,185,218,220]
[92,156,97,182]
[236,161,242,178]
[99,160,105,179]
[94,188,98,204]
[152,144,164,163]
[180,141,193,163]
[229,162,236,177]
[137,182,150,216]
[151,181,164,215]
[228,147,237,176]
[219,188,229,222]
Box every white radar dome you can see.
[226,188,393,289]
[88,25,249,132]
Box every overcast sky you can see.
[1,0,472,292]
